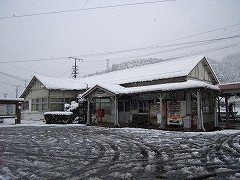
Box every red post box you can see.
[98,109,104,124]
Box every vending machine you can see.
[167,101,186,125]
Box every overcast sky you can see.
[0,0,240,98]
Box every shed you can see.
[0,98,24,124]
[218,82,240,128]
[20,75,85,120]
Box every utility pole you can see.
[69,57,83,79]
[15,85,19,98]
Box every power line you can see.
[0,81,24,87]
[1,35,239,79]
[0,71,26,81]
[0,0,174,20]
[1,32,240,64]
[0,56,66,63]
[111,42,240,61]
[78,34,240,62]
[43,59,70,74]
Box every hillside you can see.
[84,58,166,77]
[209,51,240,83]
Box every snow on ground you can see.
[0,118,45,127]
[0,120,240,179]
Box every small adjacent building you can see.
[218,82,240,128]
[20,75,85,120]
[0,98,24,124]
[81,56,220,131]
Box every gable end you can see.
[188,57,218,85]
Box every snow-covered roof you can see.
[83,80,220,97]
[35,74,84,90]
[0,98,24,102]
[43,111,73,115]
[79,55,205,86]
[20,75,86,98]
[22,55,218,98]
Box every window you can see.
[118,100,130,112]
[95,98,111,115]
[31,98,48,112]
[139,101,148,113]
[125,101,130,111]
[202,93,214,114]
[191,94,197,115]
[50,97,65,111]
[191,92,214,115]
[23,101,29,111]
[50,98,64,102]
[118,101,124,111]
[50,103,64,111]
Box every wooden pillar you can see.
[48,90,51,111]
[159,93,163,122]
[86,98,91,125]
[186,91,192,115]
[214,96,218,128]
[29,99,32,112]
[225,95,229,128]
[15,102,22,124]
[217,97,221,122]
[158,92,167,128]
[114,95,119,126]
[197,90,202,130]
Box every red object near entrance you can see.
[98,109,104,124]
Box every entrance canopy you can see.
[82,80,219,97]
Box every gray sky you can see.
[0,0,240,98]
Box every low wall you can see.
[22,111,44,121]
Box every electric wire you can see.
[0,33,240,64]
[0,71,26,81]
[0,81,25,87]
[0,0,174,20]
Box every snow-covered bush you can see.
[64,101,79,112]
[65,100,87,124]
[44,111,73,124]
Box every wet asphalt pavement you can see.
[0,125,240,179]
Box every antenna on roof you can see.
[69,57,83,79]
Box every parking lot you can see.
[0,124,240,179]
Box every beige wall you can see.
[23,79,82,115]
[189,61,212,82]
